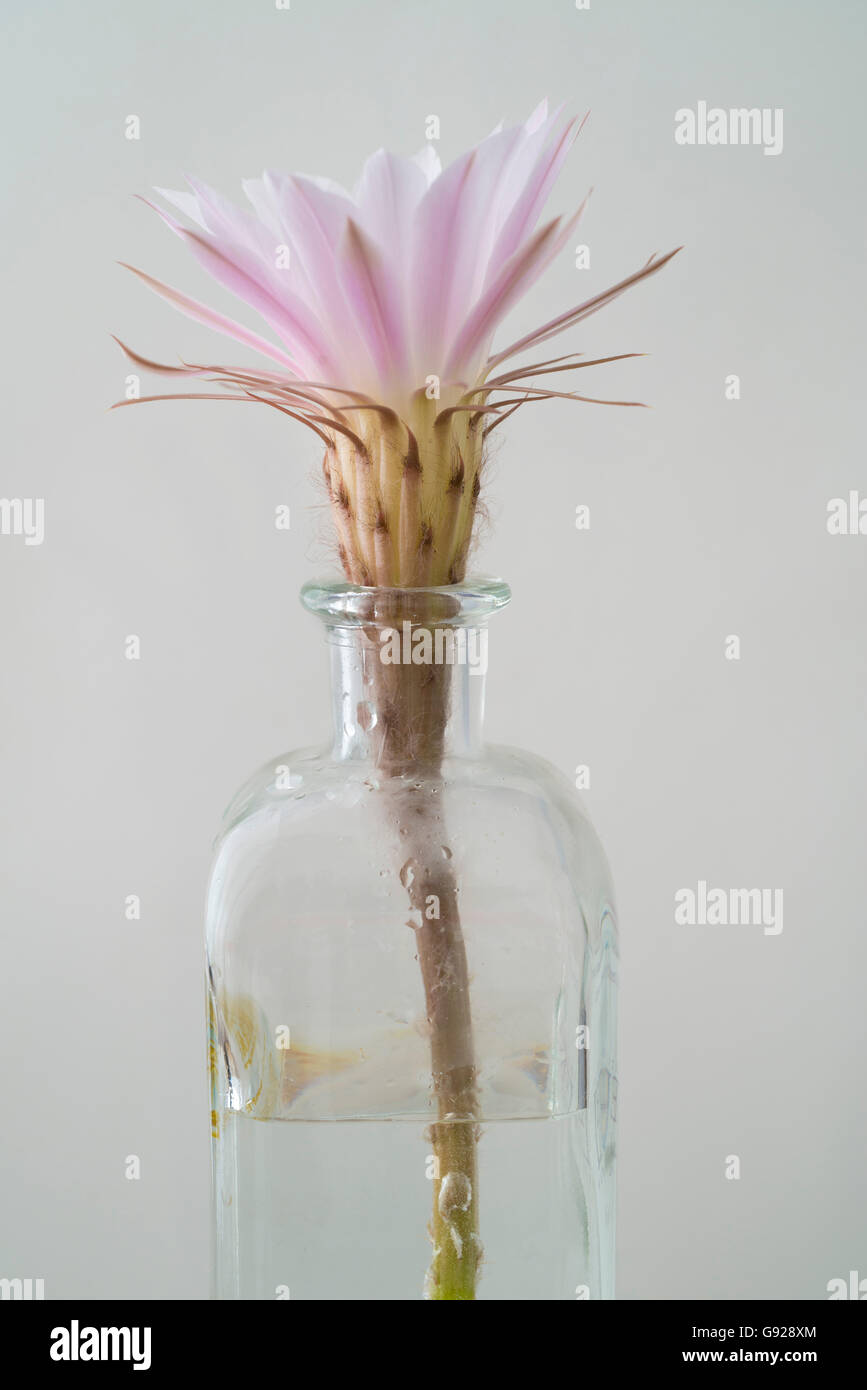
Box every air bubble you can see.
[438,1170,472,1217]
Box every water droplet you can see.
[441,845,453,860]
[399,858,416,890]
[356,700,377,732]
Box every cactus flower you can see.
[115,100,677,585]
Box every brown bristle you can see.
[447,453,465,493]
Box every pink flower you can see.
[116,102,677,584]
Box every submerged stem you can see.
[392,786,481,1299]
[363,593,481,1299]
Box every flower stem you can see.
[396,794,481,1299]
[364,592,482,1299]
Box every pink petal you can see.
[449,124,533,304]
[184,174,304,300]
[444,210,582,379]
[337,217,408,391]
[117,262,300,371]
[146,196,337,377]
[153,186,208,229]
[409,103,570,370]
[410,148,479,369]
[352,149,427,258]
[486,112,585,281]
[243,171,363,366]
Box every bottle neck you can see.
[302,578,510,772]
[325,618,490,765]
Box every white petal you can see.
[412,143,442,186]
[353,148,427,254]
[300,172,355,201]
[524,98,549,134]
[153,186,208,229]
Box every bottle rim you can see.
[300,575,511,626]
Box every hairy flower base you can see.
[325,393,483,587]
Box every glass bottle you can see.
[206,578,618,1300]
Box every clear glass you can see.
[206,578,618,1300]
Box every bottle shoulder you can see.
[213,741,613,892]
[218,740,585,817]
